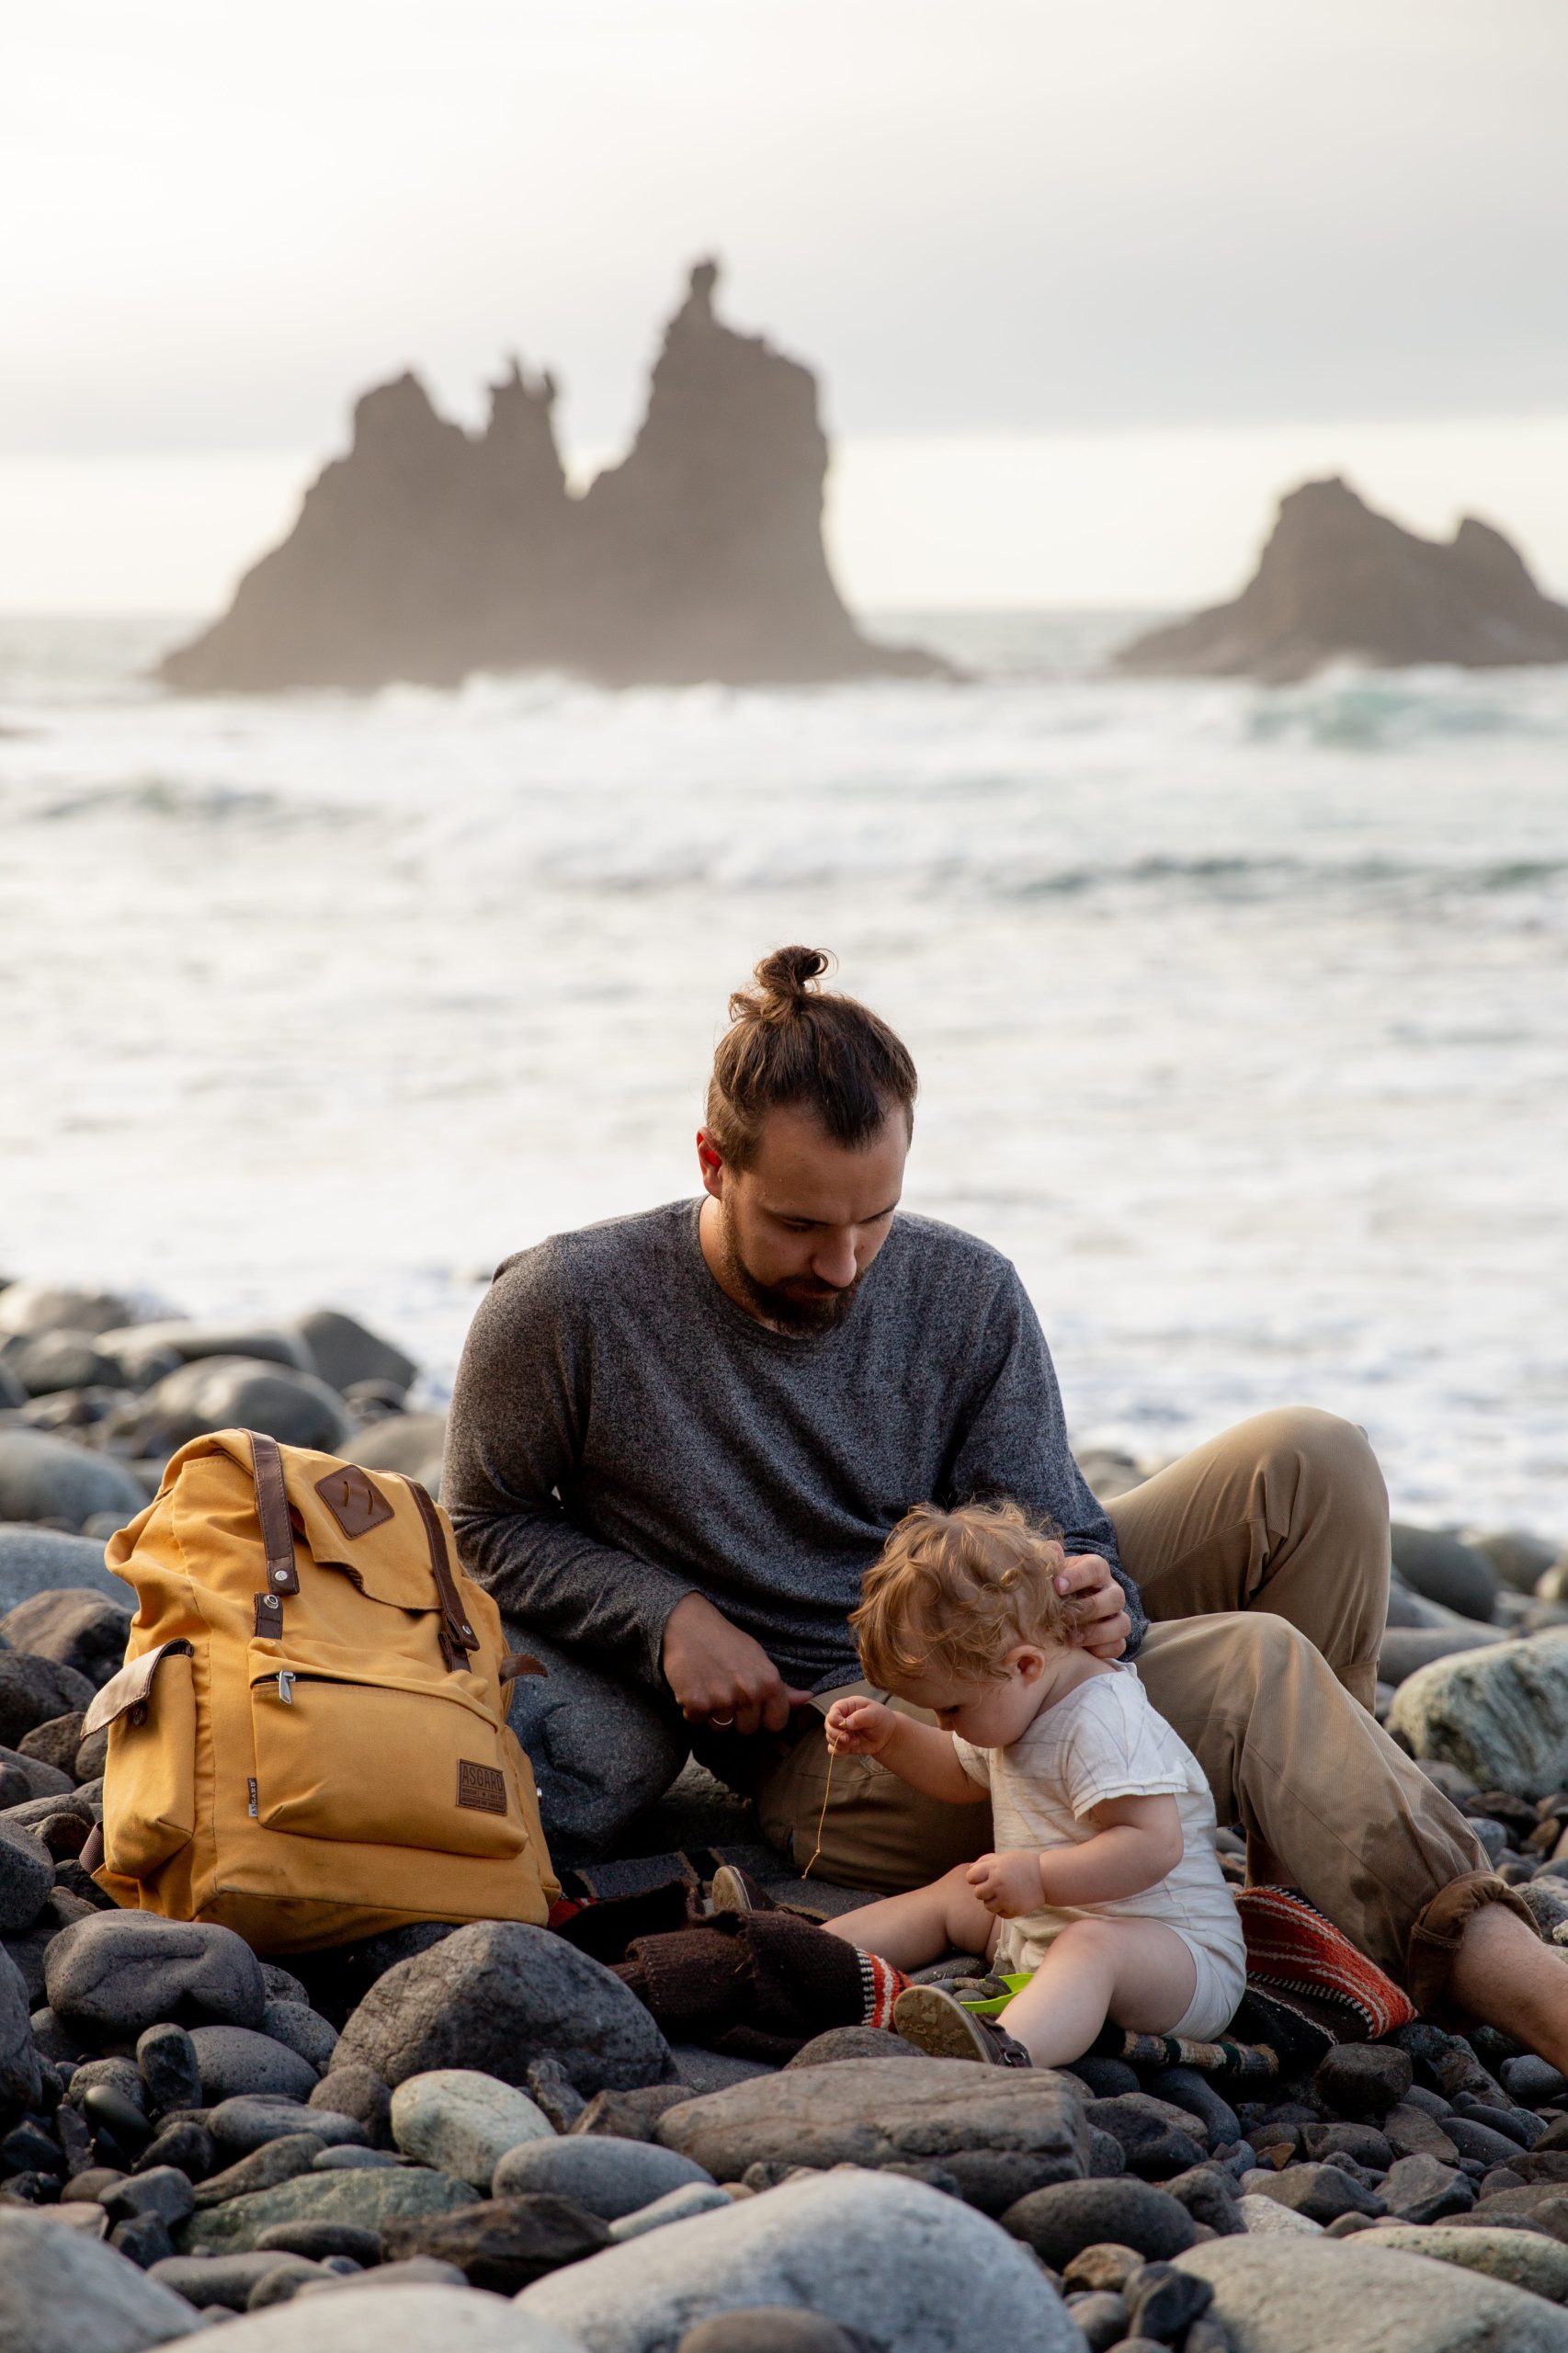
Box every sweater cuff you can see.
[641,1574,703,1686]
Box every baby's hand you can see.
[824,1695,897,1756]
[966,1848,1046,1918]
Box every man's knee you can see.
[1253,1406,1388,1518]
[503,1626,687,1863]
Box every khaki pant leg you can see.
[1135,1610,1492,1985]
[1108,1405,1391,1710]
[741,1684,993,1896]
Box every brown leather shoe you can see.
[893,1984,1033,2067]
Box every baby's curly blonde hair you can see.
[850,1498,1089,1688]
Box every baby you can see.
[823,1498,1246,2068]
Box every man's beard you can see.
[715,1204,868,1336]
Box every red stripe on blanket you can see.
[1236,1887,1415,2037]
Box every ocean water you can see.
[3,611,1566,1541]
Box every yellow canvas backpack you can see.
[85,1427,558,1953]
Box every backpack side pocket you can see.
[89,1643,199,1879]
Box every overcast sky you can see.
[5,0,1567,608]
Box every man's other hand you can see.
[1054,1552,1131,1660]
[662,1592,812,1734]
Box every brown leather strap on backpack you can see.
[250,1431,300,1601]
[408,1478,478,1673]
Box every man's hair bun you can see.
[743,945,834,1022]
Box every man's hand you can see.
[966,1848,1048,1918]
[1054,1552,1131,1660]
[661,1592,812,1735]
[824,1694,898,1757]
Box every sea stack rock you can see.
[157,260,941,693]
[1115,476,1568,682]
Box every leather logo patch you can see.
[457,1760,507,1815]
[314,1465,394,1540]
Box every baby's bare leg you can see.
[1001,1917,1198,2069]
[824,1862,998,1973]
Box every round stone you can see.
[389,2068,555,2190]
[492,2131,714,2220]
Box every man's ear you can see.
[696,1129,725,1201]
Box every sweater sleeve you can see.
[941,1266,1147,1656]
[441,1250,698,1687]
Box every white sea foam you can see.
[3,614,1566,1540]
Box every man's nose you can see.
[812,1231,859,1289]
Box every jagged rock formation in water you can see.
[1115,477,1568,683]
[158,262,941,692]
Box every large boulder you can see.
[0,1526,132,1612]
[46,1913,267,2039]
[654,2056,1089,2209]
[123,1358,352,1453]
[517,2165,1077,2353]
[0,1590,131,1685]
[1115,475,1568,682]
[0,1432,150,1532]
[0,2206,199,2352]
[1388,1631,1568,1796]
[334,1921,671,2098]
[1176,2233,1568,2350]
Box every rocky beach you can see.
[6,1273,1568,2350]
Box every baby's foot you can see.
[894,1984,1032,2067]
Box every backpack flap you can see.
[284,1455,472,1637]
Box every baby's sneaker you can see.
[707,1864,775,1915]
[893,1984,1032,2067]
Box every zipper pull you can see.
[277,1671,294,1705]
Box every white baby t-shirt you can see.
[950,1660,1246,1987]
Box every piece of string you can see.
[800,1732,838,1881]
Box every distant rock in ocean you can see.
[1115,476,1568,683]
[157,260,944,693]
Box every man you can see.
[446,944,1565,2060]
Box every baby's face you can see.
[890,1643,1064,1747]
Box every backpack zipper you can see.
[276,1670,294,1705]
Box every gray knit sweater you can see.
[443,1199,1142,1694]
